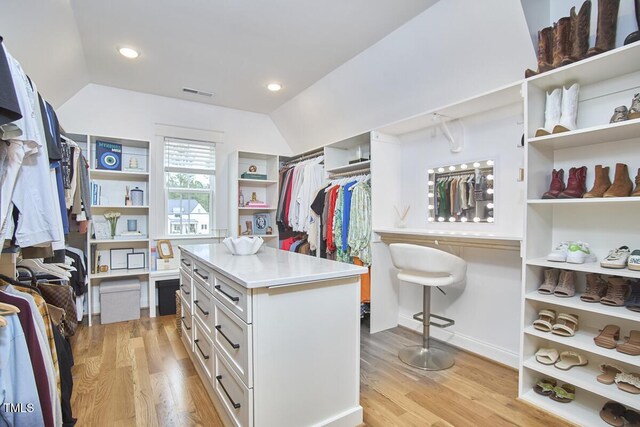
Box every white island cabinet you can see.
[178,244,367,427]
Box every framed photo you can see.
[127,252,146,270]
[110,248,133,270]
[93,221,111,240]
[157,240,174,259]
[253,214,270,236]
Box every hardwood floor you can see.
[71,316,571,427]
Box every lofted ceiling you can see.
[56,0,436,113]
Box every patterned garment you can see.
[348,182,372,266]
[333,186,351,263]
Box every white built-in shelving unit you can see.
[68,134,151,326]
[520,41,640,425]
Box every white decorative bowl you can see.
[223,236,264,255]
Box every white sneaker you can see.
[628,250,640,271]
[547,242,571,262]
[566,241,597,264]
[601,246,631,269]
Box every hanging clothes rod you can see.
[432,167,491,178]
[329,167,370,178]
[283,148,324,166]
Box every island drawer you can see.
[180,270,192,310]
[193,318,214,383]
[213,348,254,427]
[213,296,253,388]
[193,260,215,292]
[180,299,193,352]
[193,281,215,338]
[213,271,252,323]
[180,253,193,275]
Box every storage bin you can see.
[175,290,182,337]
[99,278,141,324]
[158,279,180,315]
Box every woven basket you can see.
[175,290,182,337]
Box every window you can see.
[164,138,215,236]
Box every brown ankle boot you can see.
[601,277,631,307]
[569,1,592,62]
[558,166,587,198]
[581,273,608,302]
[552,17,573,68]
[587,0,620,57]
[525,27,554,78]
[632,168,640,197]
[542,169,565,199]
[584,165,611,198]
[604,163,633,197]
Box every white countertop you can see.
[374,228,522,241]
[179,244,367,289]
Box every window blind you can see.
[164,137,216,173]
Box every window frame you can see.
[163,138,216,237]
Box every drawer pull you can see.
[193,300,210,316]
[180,284,191,295]
[194,269,209,280]
[215,325,240,349]
[181,259,191,267]
[181,317,192,331]
[194,339,210,360]
[216,375,241,409]
[215,285,240,302]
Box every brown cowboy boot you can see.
[552,17,573,68]
[587,0,620,57]
[569,1,592,61]
[525,27,554,78]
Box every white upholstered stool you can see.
[389,243,467,371]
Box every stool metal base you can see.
[399,344,455,371]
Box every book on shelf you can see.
[241,172,268,180]
[244,202,270,208]
[95,140,123,171]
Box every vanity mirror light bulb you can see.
[438,167,445,172]
[487,174,494,181]
[428,192,434,198]
[487,203,494,209]
[448,166,456,171]
[428,217,435,222]
[460,164,468,169]
[487,188,494,194]
[461,217,468,222]
[473,217,480,223]
[449,217,455,222]
[438,217,445,222]
[486,160,494,166]
[428,204,434,209]
[473,162,480,168]
[428,180,434,186]
[428,169,435,174]
[487,217,495,223]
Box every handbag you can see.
[37,281,78,337]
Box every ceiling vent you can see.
[182,87,214,97]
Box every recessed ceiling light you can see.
[118,47,139,59]
[267,83,282,92]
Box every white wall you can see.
[57,83,293,239]
[271,0,536,153]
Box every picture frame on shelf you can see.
[253,213,270,235]
[95,140,122,171]
[126,252,145,270]
[93,221,111,240]
[110,248,133,270]
[157,240,174,259]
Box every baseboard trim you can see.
[397,314,518,368]
[317,406,363,427]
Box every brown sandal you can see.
[598,364,624,385]
[617,330,640,356]
[594,325,620,349]
[600,401,626,427]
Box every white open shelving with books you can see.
[519,41,640,424]
[68,134,151,326]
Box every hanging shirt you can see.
[326,186,340,252]
[341,181,358,251]
[0,39,21,127]
[348,182,372,266]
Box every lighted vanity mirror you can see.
[427,160,494,224]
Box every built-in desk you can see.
[374,228,522,252]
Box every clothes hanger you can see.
[0,316,6,327]
[0,302,20,315]
[18,259,70,279]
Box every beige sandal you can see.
[615,372,640,394]
[533,309,556,332]
[535,348,559,365]
[598,364,624,385]
[551,313,579,337]
[554,351,588,370]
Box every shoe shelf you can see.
[527,197,640,205]
[526,40,640,90]
[524,326,640,367]
[523,357,640,410]
[528,118,640,150]
[526,258,640,280]
[520,389,612,427]
[525,292,640,323]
